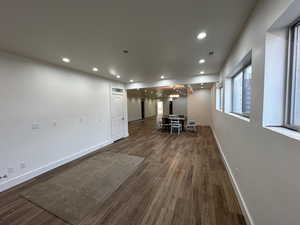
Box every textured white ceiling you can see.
[0,0,257,83]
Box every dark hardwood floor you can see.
[0,117,246,225]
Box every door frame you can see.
[110,87,126,142]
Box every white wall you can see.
[145,98,157,118]
[173,97,187,116]
[212,1,300,225]
[127,96,141,122]
[0,51,127,191]
[162,97,187,116]
[187,89,211,126]
[127,96,157,121]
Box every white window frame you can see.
[285,19,300,132]
[231,64,252,118]
[216,84,224,111]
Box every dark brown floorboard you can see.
[0,117,246,225]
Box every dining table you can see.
[162,115,186,131]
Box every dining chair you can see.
[170,119,182,135]
[186,120,197,132]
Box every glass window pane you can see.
[292,25,300,126]
[243,66,252,114]
[216,88,220,110]
[232,72,243,114]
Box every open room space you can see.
[1,1,300,225]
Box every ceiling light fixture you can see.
[92,67,99,72]
[109,69,117,76]
[160,75,165,79]
[200,71,205,75]
[62,57,70,63]
[199,59,206,64]
[130,80,134,83]
[116,75,120,79]
[197,32,207,40]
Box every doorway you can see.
[169,101,173,115]
[141,100,145,120]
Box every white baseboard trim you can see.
[0,139,113,192]
[211,128,255,225]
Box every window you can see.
[216,85,224,111]
[286,21,300,131]
[231,65,252,117]
[220,87,224,111]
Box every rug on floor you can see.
[21,152,144,225]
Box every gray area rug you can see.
[21,152,144,225]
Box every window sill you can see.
[226,112,250,122]
[265,126,300,141]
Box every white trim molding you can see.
[0,139,113,192]
[212,127,255,225]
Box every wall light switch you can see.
[32,123,40,130]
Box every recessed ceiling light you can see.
[116,75,120,79]
[160,75,165,79]
[62,57,70,63]
[199,59,206,64]
[109,69,116,76]
[92,67,99,72]
[200,71,205,75]
[130,79,134,83]
[197,32,207,40]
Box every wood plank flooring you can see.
[0,117,246,225]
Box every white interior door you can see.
[111,92,125,141]
[157,101,163,115]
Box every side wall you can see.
[211,1,300,225]
[0,51,127,191]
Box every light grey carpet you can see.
[21,152,144,225]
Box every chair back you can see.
[187,120,196,125]
[170,119,181,128]
[171,120,179,124]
